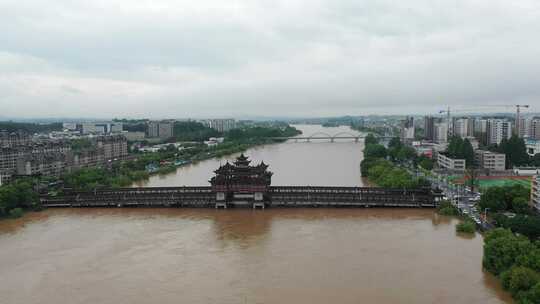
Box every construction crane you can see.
[438,104,531,137]
[480,104,530,135]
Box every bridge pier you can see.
[253,202,265,209]
[215,202,227,209]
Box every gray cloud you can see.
[0,0,539,118]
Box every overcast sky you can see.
[1,0,539,119]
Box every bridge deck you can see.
[41,186,437,208]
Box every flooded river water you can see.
[0,125,512,304]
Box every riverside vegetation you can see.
[360,134,431,188]
[0,124,301,219]
[483,228,540,303]
[62,124,301,191]
[0,179,39,219]
[436,201,476,234]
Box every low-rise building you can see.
[69,149,105,169]
[76,122,124,135]
[0,170,12,186]
[437,153,466,171]
[0,130,31,148]
[513,167,540,176]
[475,150,506,171]
[16,152,67,177]
[96,135,128,161]
[526,139,540,156]
[532,175,540,213]
[123,131,146,141]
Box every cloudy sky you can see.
[1,0,539,119]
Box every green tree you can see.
[479,187,508,212]
[501,266,540,297]
[531,154,540,167]
[518,282,540,304]
[0,179,39,217]
[417,156,434,170]
[512,197,530,214]
[363,144,387,159]
[517,247,540,272]
[479,184,530,213]
[364,133,379,145]
[446,136,474,168]
[396,146,416,162]
[462,138,475,168]
[483,228,535,275]
[456,220,476,233]
[388,137,402,149]
[499,136,530,168]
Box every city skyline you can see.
[2,1,540,118]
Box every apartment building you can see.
[423,116,438,141]
[453,118,475,138]
[96,135,128,161]
[1,134,128,179]
[400,116,415,143]
[16,153,67,177]
[147,121,174,139]
[0,130,31,148]
[434,122,448,143]
[437,153,466,171]
[487,119,512,145]
[203,119,237,133]
[529,118,540,140]
[475,150,506,171]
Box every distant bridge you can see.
[270,133,394,143]
[40,186,439,209]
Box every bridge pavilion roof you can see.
[210,154,273,187]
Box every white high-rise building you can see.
[529,118,540,140]
[517,117,527,138]
[453,118,474,138]
[434,122,448,143]
[203,119,237,132]
[487,119,512,145]
[399,117,415,143]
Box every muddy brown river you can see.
[0,125,512,303]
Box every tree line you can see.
[483,228,540,303]
[360,135,431,188]
[63,125,303,191]
[0,179,39,218]
[488,135,539,168]
[0,121,62,134]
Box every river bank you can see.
[62,126,301,191]
[134,124,367,187]
[0,124,514,304]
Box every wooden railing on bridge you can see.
[40,186,438,208]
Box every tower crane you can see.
[438,104,531,137]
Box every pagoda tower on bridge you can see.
[209,154,273,207]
